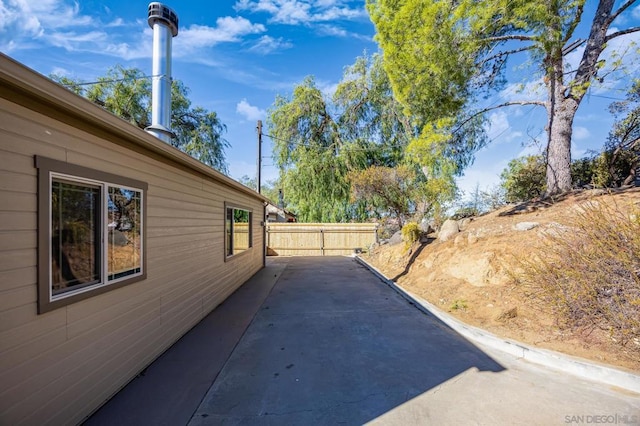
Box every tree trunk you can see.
[546,98,578,195]
[543,0,619,196]
[622,161,638,186]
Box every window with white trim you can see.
[36,157,147,313]
[225,204,252,258]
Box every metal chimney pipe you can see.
[145,2,178,143]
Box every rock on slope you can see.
[364,189,640,372]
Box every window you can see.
[225,203,252,258]
[36,157,147,314]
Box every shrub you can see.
[401,222,420,247]
[500,155,546,202]
[451,206,479,220]
[450,299,468,311]
[512,200,640,356]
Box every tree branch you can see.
[608,0,638,25]
[570,0,616,102]
[481,34,535,43]
[453,101,547,134]
[605,26,640,42]
[481,45,535,64]
[563,2,585,44]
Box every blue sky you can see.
[2,0,639,198]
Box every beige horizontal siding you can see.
[0,285,36,313]
[0,76,265,424]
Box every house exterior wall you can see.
[0,55,266,425]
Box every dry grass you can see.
[512,200,640,356]
[108,234,141,274]
[365,189,640,369]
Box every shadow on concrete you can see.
[84,263,286,426]
[85,257,504,426]
[189,257,504,425]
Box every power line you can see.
[58,74,161,87]
[586,93,627,101]
[261,132,409,152]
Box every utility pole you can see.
[256,120,262,194]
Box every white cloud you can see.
[106,17,124,27]
[234,0,366,26]
[315,6,366,21]
[499,79,545,103]
[456,159,509,199]
[484,111,523,143]
[564,26,640,95]
[23,0,93,29]
[316,79,339,98]
[0,0,93,41]
[0,0,116,53]
[48,30,108,50]
[1,0,266,62]
[236,0,311,24]
[573,126,591,141]
[317,24,347,37]
[589,29,640,94]
[249,35,292,54]
[316,24,372,41]
[177,17,265,52]
[107,16,267,61]
[50,66,70,76]
[104,40,151,60]
[236,99,266,121]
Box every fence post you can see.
[320,228,324,256]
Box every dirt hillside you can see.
[363,188,640,372]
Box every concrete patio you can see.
[86,257,639,425]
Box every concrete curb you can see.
[353,255,640,394]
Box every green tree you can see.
[237,175,280,202]
[500,155,547,202]
[570,156,598,188]
[348,165,418,226]
[333,54,412,167]
[604,79,640,186]
[268,76,353,222]
[480,186,507,212]
[268,54,414,222]
[367,0,640,195]
[51,66,229,173]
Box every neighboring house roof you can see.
[0,53,269,204]
[266,203,296,218]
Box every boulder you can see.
[438,219,460,242]
[458,218,472,231]
[513,222,539,231]
[109,229,129,246]
[419,217,436,233]
[468,233,479,244]
[388,230,403,245]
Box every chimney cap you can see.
[148,2,178,37]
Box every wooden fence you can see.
[266,223,378,256]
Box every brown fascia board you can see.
[0,53,269,203]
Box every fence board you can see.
[266,223,377,256]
